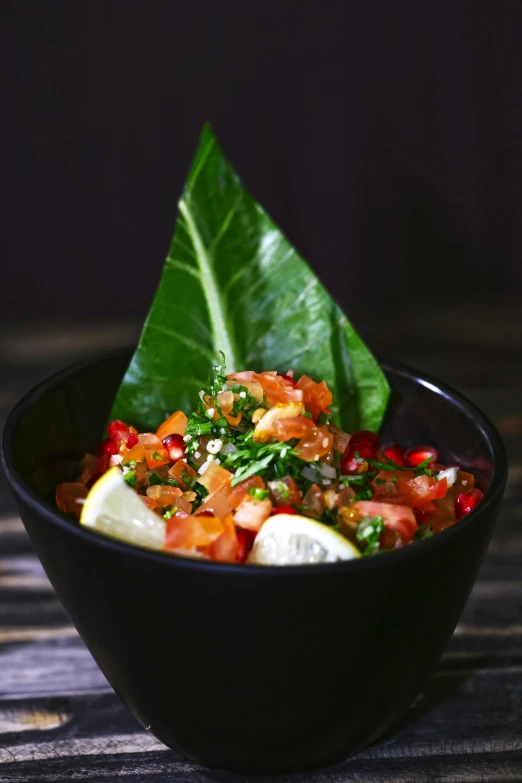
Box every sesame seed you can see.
[239,391,246,398]
[206,407,215,418]
[280,447,288,458]
[183,434,192,442]
[194,451,201,459]
[314,454,320,461]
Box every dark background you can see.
[4,0,522,325]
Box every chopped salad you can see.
[56,357,484,564]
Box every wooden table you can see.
[1,305,521,782]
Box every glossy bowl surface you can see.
[1,350,507,774]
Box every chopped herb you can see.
[148,472,179,488]
[341,475,366,485]
[415,523,433,541]
[367,458,408,472]
[414,456,436,474]
[249,487,269,500]
[231,453,275,486]
[353,488,374,501]
[123,469,137,488]
[163,506,178,520]
[276,481,290,500]
[302,410,314,419]
[356,515,385,556]
[124,459,137,469]
[151,451,166,462]
[375,478,386,485]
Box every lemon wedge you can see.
[80,466,165,550]
[248,513,361,565]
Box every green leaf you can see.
[110,123,389,432]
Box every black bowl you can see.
[1,350,507,774]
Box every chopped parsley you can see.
[123,469,137,488]
[249,487,269,500]
[356,515,385,556]
[415,523,434,541]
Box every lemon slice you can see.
[80,466,165,550]
[248,513,361,566]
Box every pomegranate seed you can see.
[455,488,484,520]
[107,420,129,441]
[351,430,380,450]
[97,439,118,457]
[126,432,139,449]
[280,373,297,388]
[404,446,438,469]
[236,528,255,562]
[340,431,379,474]
[271,505,297,515]
[162,433,185,462]
[382,443,406,466]
[414,507,434,524]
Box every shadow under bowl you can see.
[1,350,507,774]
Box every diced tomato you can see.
[55,482,88,518]
[456,471,475,489]
[253,373,304,405]
[224,411,243,427]
[226,370,255,384]
[197,483,234,519]
[144,448,169,470]
[455,488,484,520]
[253,402,305,442]
[354,500,418,541]
[122,444,146,465]
[404,446,438,468]
[216,390,234,414]
[295,426,333,462]
[146,484,183,508]
[236,528,256,562]
[168,459,196,487]
[165,514,224,549]
[302,483,325,519]
[229,475,266,509]
[197,462,233,493]
[379,528,406,550]
[296,375,332,419]
[401,476,448,505]
[268,476,302,506]
[414,502,437,524]
[156,411,188,442]
[234,497,272,531]
[208,513,238,562]
[273,415,315,442]
[271,506,297,515]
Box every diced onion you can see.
[319,463,337,479]
[301,466,320,482]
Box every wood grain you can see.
[0,311,521,781]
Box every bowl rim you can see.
[1,349,508,577]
